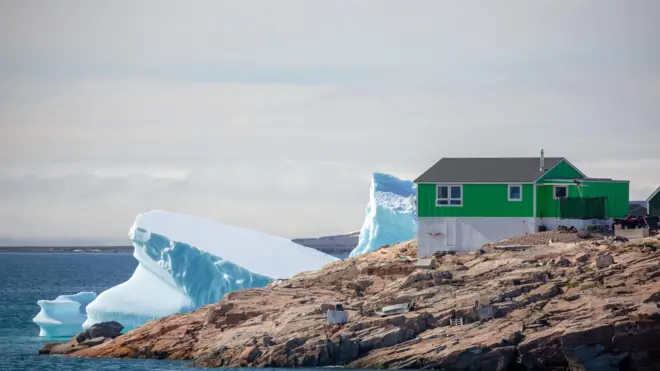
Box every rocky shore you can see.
[42,234,660,370]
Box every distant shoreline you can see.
[0,246,134,253]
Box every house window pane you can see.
[555,186,567,198]
[509,186,521,199]
[436,184,462,206]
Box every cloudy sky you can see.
[1,0,659,245]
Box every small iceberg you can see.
[33,292,97,337]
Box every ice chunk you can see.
[349,173,417,257]
[33,292,97,337]
[84,210,339,331]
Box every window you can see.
[554,185,568,199]
[436,185,462,206]
[508,184,522,201]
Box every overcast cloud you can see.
[1,0,659,245]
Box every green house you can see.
[647,187,660,216]
[413,154,629,255]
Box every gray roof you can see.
[414,157,567,183]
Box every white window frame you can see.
[554,185,568,199]
[436,184,463,207]
[508,184,522,202]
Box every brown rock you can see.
[553,256,571,267]
[42,236,660,369]
[239,345,261,363]
[81,337,109,347]
[574,252,590,263]
[39,343,64,355]
[644,290,660,303]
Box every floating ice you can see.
[33,292,97,337]
[84,210,339,331]
[349,173,417,257]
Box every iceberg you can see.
[349,173,417,257]
[84,210,339,331]
[33,292,97,337]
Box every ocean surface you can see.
[0,253,194,370]
[0,252,352,371]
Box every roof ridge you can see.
[414,157,567,183]
[438,156,565,159]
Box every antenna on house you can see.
[539,149,545,171]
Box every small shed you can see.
[647,187,660,216]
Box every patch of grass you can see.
[565,283,579,289]
[581,282,600,289]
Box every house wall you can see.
[536,218,610,231]
[417,183,534,218]
[535,181,629,218]
[649,194,660,216]
[417,217,536,255]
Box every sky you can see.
[1,0,659,245]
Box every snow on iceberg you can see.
[349,173,417,257]
[84,210,339,331]
[33,292,97,337]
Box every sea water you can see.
[0,252,353,371]
[0,253,193,371]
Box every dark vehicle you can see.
[612,215,649,229]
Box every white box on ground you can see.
[415,258,436,269]
[327,310,349,325]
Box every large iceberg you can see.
[84,210,339,331]
[349,173,417,257]
[33,292,97,337]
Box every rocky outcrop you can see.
[40,321,124,355]
[45,236,660,369]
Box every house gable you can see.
[536,159,586,182]
[648,187,660,216]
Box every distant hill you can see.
[293,231,360,256]
[1,232,362,256]
[629,201,649,216]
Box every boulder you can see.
[577,229,590,239]
[75,321,123,344]
[40,322,124,356]
[573,252,590,264]
[595,255,615,269]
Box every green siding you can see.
[535,181,629,218]
[537,160,585,182]
[417,183,534,217]
[648,191,660,216]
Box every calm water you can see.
[0,252,353,371]
[0,253,194,371]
